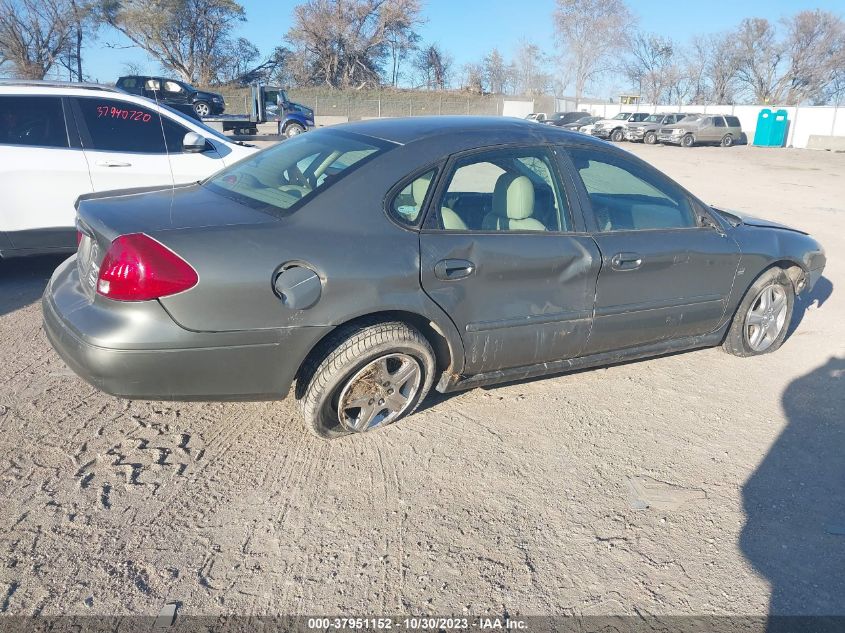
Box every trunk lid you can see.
[74,183,278,299]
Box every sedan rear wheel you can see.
[297,321,435,438]
[723,268,794,357]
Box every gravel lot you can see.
[0,142,843,620]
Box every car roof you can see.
[0,79,120,93]
[331,115,606,147]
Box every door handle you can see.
[610,252,643,271]
[434,258,475,280]
[96,160,132,167]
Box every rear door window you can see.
[75,97,189,154]
[714,117,726,127]
[0,96,68,148]
[431,148,570,232]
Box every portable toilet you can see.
[769,109,789,146]
[753,109,789,147]
[753,109,773,146]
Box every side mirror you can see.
[183,132,207,153]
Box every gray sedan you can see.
[43,117,826,438]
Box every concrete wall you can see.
[582,102,845,149]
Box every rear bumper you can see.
[42,257,332,401]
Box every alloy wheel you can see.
[744,284,788,352]
[194,102,210,117]
[337,353,422,432]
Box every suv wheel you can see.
[284,122,306,138]
[644,131,657,145]
[297,321,436,438]
[610,128,624,142]
[193,101,210,117]
[721,134,734,147]
[723,268,794,357]
[681,134,695,148]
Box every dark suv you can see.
[116,76,225,117]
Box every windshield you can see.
[206,130,389,213]
[612,113,632,120]
[679,114,702,123]
[644,114,661,123]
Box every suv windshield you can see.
[206,130,389,213]
[644,114,661,123]
[612,112,632,120]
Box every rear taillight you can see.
[96,233,198,301]
[76,230,83,246]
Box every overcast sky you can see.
[77,0,845,98]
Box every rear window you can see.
[0,96,68,148]
[206,130,389,212]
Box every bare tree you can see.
[460,61,484,94]
[623,32,675,103]
[286,0,423,89]
[780,10,845,105]
[513,40,552,96]
[733,18,786,103]
[56,0,99,81]
[413,43,451,90]
[383,0,423,86]
[483,48,507,94]
[0,0,75,79]
[554,0,634,107]
[704,33,740,104]
[102,0,246,85]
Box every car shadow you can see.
[787,275,833,339]
[740,356,845,629]
[0,255,67,318]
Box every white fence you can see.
[580,102,845,149]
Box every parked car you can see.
[657,114,744,147]
[43,117,825,439]
[544,111,590,127]
[525,112,548,122]
[562,115,602,131]
[0,80,256,258]
[116,75,226,117]
[591,112,650,141]
[624,112,690,144]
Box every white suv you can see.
[0,80,257,258]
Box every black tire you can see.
[284,122,306,138]
[193,101,210,117]
[721,134,734,147]
[723,267,795,357]
[296,321,436,439]
[681,134,695,148]
[644,131,657,145]
[610,128,624,142]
